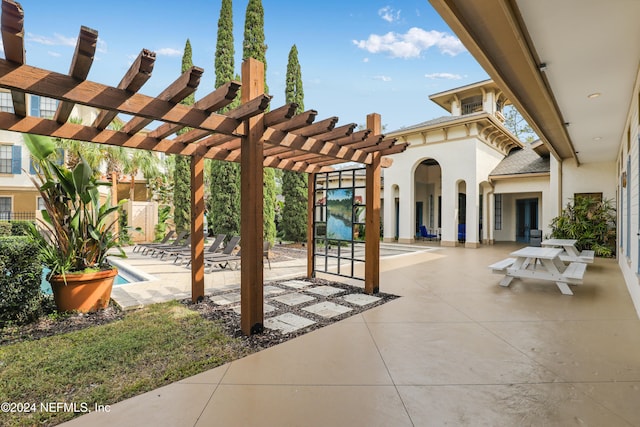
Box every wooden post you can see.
[190,153,205,302]
[240,58,265,335]
[307,172,315,278]
[365,113,381,294]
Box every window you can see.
[0,145,11,173]
[40,97,58,119]
[494,194,502,230]
[0,197,10,220]
[461,95,483,115]
[574,192,603,202]
[0,144,21,174]
[37,196,46,211]
[30,95,59,118]
[0,91,14,113]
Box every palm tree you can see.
[122,149,161,201]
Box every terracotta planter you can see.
[49,269,117,313]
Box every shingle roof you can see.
[490,141,550,176]
[390,113,486,134]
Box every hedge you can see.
[0,237,44,327]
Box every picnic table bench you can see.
[541,239,594,263]
[488,246,587,295]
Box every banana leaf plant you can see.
[23,133,126,278]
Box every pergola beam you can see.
[149,80,242,139]
[0,0,25,116]
[54,26,97,124]
[0,60,241,135]
[121,66,203,134]
[269,109,317,132]
[93,49,156,130]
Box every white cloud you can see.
[373,75,392,82]
[96,38,107,54]
[425,72,463,80]
[27,32,76,47]
[47,51,61,58]
[156,47,182,57]
[378,6,400,23]
[353,27,466,58]
[363,57,369,63]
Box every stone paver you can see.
[264,313,315,333]
[342,293,381,306]
[264,285,287,296]
[280,280,311,289]
[210,293,241,305]
[272,292,316,307]
[305,285,344,297]
[303,301,353,318]
[233,303,277,315]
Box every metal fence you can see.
[0,211,36,221]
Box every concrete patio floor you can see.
[63,243,640,426]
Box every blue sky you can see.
[17,0,488,132]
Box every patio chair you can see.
[419,225,438,241]
[168,233,227,264]
[187,235,241,268]
[458,224,466,242]
[142,231,189,256]
[133,230,175,253]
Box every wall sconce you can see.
[622,171,627,188]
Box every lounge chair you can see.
[206,249,242,272]
[187,235,241,268]
[142,231,189,256]
[133,230,175,253]
[419,225,438,241]
[166,233,227,264]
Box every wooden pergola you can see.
[0,0,407,334]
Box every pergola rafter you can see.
[0,0,400,335]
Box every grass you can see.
[0,301,250,426]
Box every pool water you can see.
[40,268,130,295]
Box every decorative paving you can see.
[265,313,316,334]
[204,279,392,336]
[272,292,316,307]
[264,285,287,296]
[210,292,241,305]
[280,280,311,290]
[303,301,352,318]
[342,293,381,306]
[305,285,344,297]
[233,303,277,315]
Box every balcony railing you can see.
[0,211,36,221]
[462,101,483,115]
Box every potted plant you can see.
[24,133,126,312]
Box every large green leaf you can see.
[23,133,56,161]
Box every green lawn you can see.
[0,301,249,426]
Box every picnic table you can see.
[489,246,587,295]
[541,238,594,263]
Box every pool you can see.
[40,267,133,295]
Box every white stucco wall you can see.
[561,159,617,205]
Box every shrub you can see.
[10,220,33,236]
[0,221,11,236]
[550,196,616,257]
[0,237,44,327]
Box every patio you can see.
[63,242,640,426]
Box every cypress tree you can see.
[173,39,195,233]
[282,45,308,242]
[243,0,276,243]
[209,0,241,238]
